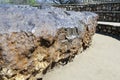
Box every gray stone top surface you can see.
[0,4,98,37]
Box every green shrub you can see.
[27,0,37,5]
[0,0,37,5]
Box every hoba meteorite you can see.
[0,5,98,80]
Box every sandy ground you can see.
[43,33,120,80]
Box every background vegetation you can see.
[0,0,37,5]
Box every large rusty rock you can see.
[0,5,98,80]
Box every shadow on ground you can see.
[96,32,120,41]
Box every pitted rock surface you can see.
[0,5,98,80]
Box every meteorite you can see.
[0,5,98,80]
